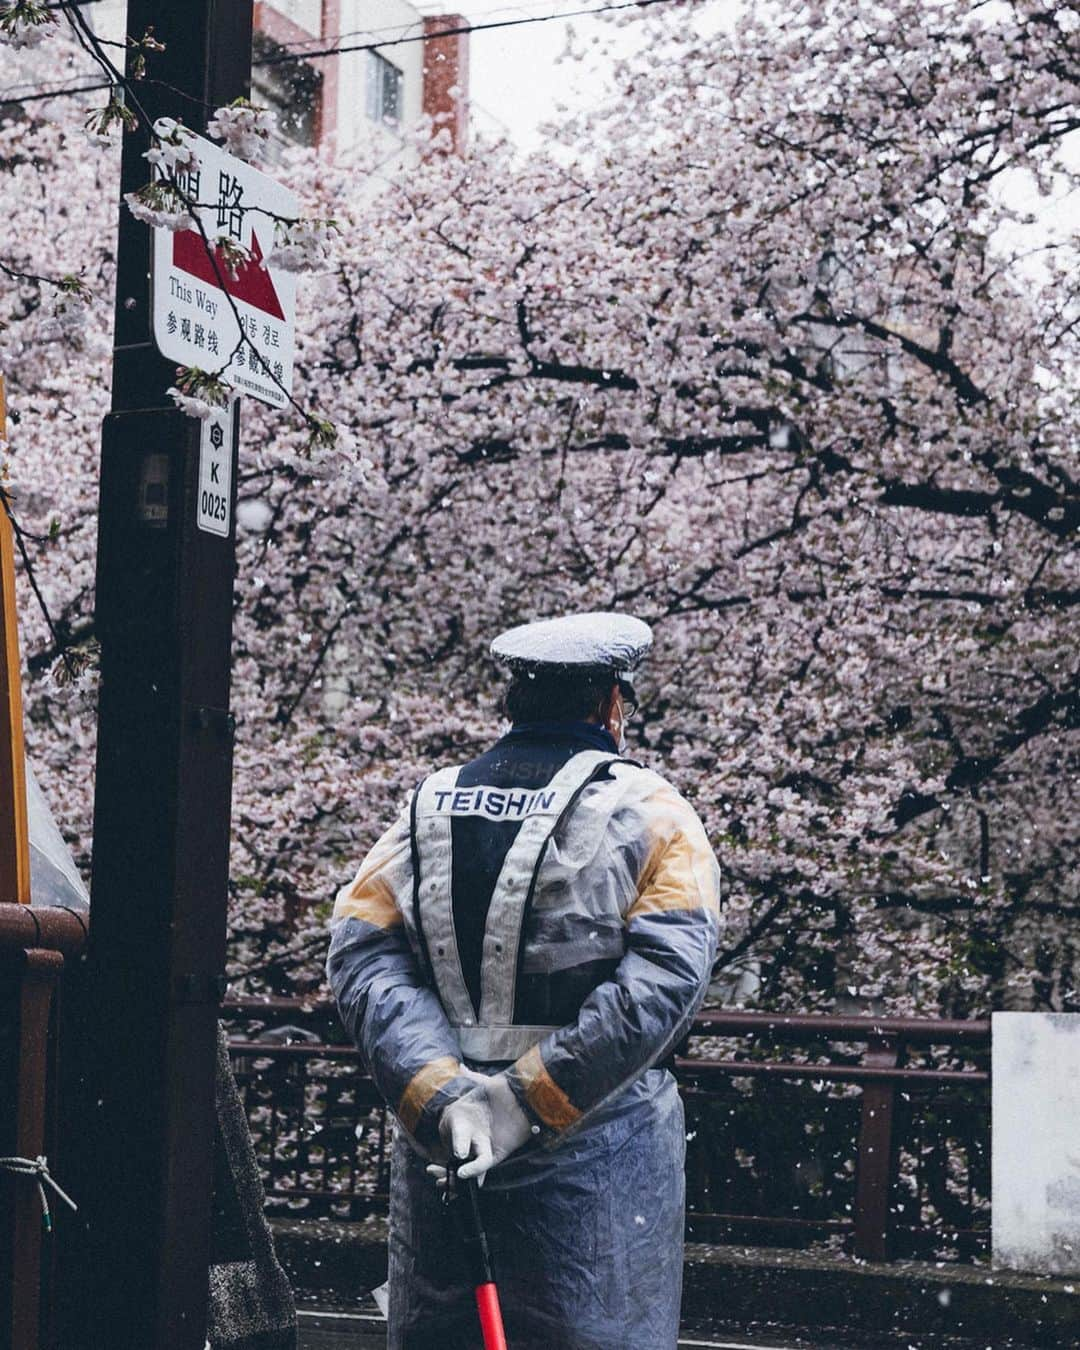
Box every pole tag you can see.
[197,401,234,537]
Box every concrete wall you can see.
[993,1012,1080,1275]
[86,0,125,45]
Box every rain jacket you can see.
[327,724,721,1349]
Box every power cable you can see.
[0,79,111,109]
[263,0,633,54]
[0,0,682,111]
[254,0,683,67]
[2,68,106,99]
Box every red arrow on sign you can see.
[172,228,286,321]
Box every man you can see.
[327,612,721,1348]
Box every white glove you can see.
[428,1074,534,1185]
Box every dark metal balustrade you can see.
[222,998,990,1262]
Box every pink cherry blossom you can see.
[1,5,1076,1017]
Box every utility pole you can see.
[57,3,253,1347]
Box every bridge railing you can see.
[221,998,990,1263]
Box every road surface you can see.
[296,1304,986,1349]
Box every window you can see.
[251,32,322,163]
[367,52,402,128]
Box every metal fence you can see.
[222,998,990,1262]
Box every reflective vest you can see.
[409,749,620,1063]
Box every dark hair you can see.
[504,665,616,724]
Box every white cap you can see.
[490,611,652,675]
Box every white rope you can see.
[0,1155,78,1232]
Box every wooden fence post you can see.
[854,1032,902,1260]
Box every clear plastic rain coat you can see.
[327,725,721,1349]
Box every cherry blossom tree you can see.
[2,0,1077,1016]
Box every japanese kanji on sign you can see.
[150,121,298,408]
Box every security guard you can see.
[327,613,721,1349]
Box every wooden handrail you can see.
[0,902,89,956]
[221,997,992,1049]
[691,1009,990,1042]
[224,1037,988,1084]
[224,1001,992,1261]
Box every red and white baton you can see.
[446,1167,508,1350]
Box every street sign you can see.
[150,123,297,408]
[197,400,235,537]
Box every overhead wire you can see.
[263,0,640,53]
[0,0,679,112]
[1,68,109,99]
[254,0,682,67]
[0,79,111,109]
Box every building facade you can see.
[89,0,469,160]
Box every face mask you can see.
[614,678,636,754]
